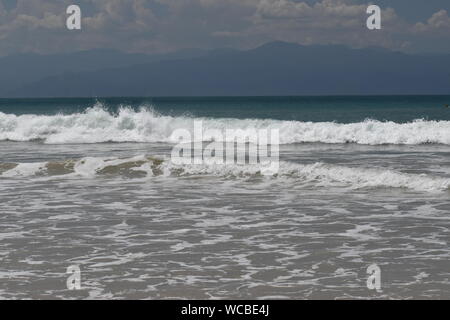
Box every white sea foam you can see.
[1,156,449,192]
[162,160,450,192]
[0,105,449,145]
[1,162,46,177]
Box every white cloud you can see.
[0,0,448,55]
[414,10,450,34]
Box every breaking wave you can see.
[1,155,449,192]
[0,105,449,145]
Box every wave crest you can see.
[1,155,449,192]
[0,104,449,145]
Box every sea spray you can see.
[0,105,449,145]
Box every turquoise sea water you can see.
[1,95,450,122]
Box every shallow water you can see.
[0,141,449,299]
[0,97,449,299]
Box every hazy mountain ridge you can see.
[0,48,211,96]
[3,42,450,97]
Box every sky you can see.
[1,0,450,56]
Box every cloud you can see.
[0,0,448,55]
[414,10,450,34]
[215,0,408,50]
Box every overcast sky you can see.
[1,0,450,56]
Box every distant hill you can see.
[3,42,450,97]
[0,48,210,96]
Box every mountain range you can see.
[2,41,450,97]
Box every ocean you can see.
[0,96,449,299]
